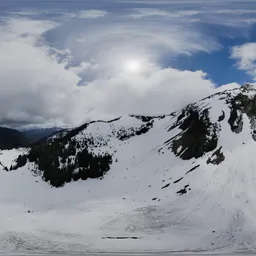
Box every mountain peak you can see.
[162,84,256,163]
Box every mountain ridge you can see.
[1,85,256,187]
[2,84,256,252]
[6,84,256,187]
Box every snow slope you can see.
[1,85,256,254]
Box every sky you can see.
[0,0,256,128]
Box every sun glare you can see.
[124,59,142,73]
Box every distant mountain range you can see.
[22,127,65,144]
[0,127,64,150]
[0,127,28,150]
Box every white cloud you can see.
[215,9,256,14]
[173,10,200,17]
[69,61,99,75]
[0,17,58,40]
[0,5,231,128]
[202,15,256,29]
[75,37,87,42]
[123,2,256,29]
[70,10,108,19]
[0,18,82,127]
[230,43,256,80]
[78,68,215,120]
[129,8,200,18]
[129,9,171,18]
[9,10,41,16]
[71,16,219,64]
[0,15,217,127]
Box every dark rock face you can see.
[227,89,256,139]
[186,165,200,175]
[228,93,245,134]
[207,147,225,165]
[161,183,170,189]
[177,185,190,196]
[166,106,219,160]
[164,85,256,166]
[130,113,174,122]
[130,115,155,122]
[218,111,225,122]
[173,177,183,184]
[117,121,154,141]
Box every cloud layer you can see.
[2,1,254,128]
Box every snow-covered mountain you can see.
[1,84,256,254]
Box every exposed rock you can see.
[166,106,219,160]
[218,111,225,122]
[228,92,256,138]
[186,165,200,175]
[207,147,225,165]
[177,185,190,195]
[173,177,183,184]
[117,121,154,140]
[161,183,170,189]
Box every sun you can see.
[124,59,142,73]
